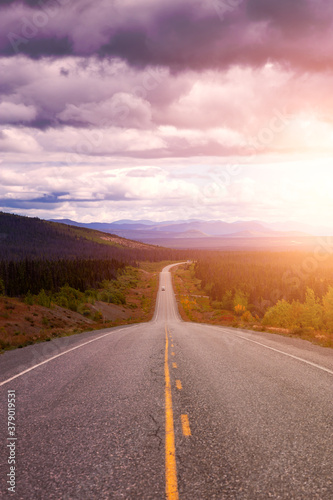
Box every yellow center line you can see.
[171,352,175,356]
[171,344,174,348]
[165,324,179,500]
[176,380,182,390]
[172,362,177,369]
[181,415,191,437]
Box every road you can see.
[0,263,332,499]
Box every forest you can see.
[0,258,126,296]
[0,212,186,263]
[194,250,333,318]
[0,212,187,297]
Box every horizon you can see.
[3,210,333,232]
[4,211,331,230]
[0,1,332,226]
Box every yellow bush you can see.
[234,304,246,316]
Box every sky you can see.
[0,0,333,226]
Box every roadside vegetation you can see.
[0,261,175,352]
[172,260,333,348]
[0,212,189,353]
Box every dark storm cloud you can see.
[0,198,59,210]
[1,0,333,72]
[30,192,68,203]
[0,1,42,6]
[19,36,73,59]
[0,193,69,210]
[28,118,56,129]
[0,190,132,210]
[2,35,73,58]
[246,0,320,32]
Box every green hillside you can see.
[0,212,186,297]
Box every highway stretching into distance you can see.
[1,263,333,499]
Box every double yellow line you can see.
[164,324,179,500]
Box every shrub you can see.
[234,304,246,316]
[36,289,51,308]
[242,311,254,323]
[233,290,248,311]
[301,288,323,330]
[98,283,126,304]
[53,285,84,312]
[24,292,34,305]
[84,289,97,303]
[263,300,292,328]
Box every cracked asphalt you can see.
[0,263,332,499]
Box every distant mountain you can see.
[49,218,315,239]
[47,217,330,250]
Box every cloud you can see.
[0,56,169,128]
[0,127,40,152]
[57,93,152,129]
[2,54,333,151]
[0,100,36,123]
[1,159,331,226]
[126,167,162,177]
[0,0,333,73]
[1,1,333,225]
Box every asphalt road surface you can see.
[1,263,332,499]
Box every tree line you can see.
[194,250,333,316]
[0,211,187,263]
[0,258,126,297]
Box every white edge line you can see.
[235,334,333,375]
[0,326,135,388]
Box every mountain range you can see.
[49,218,333,249]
